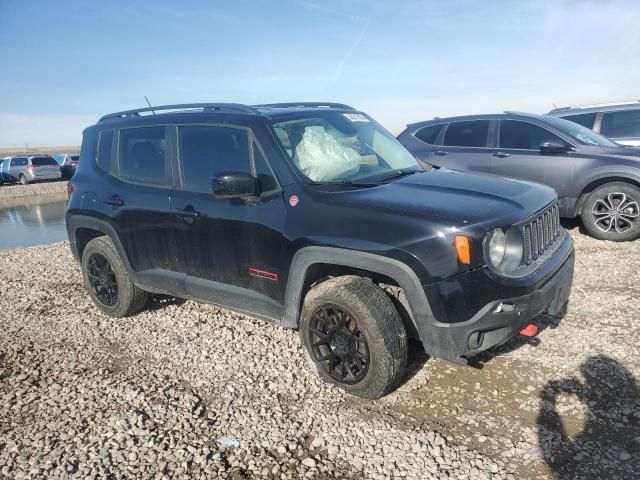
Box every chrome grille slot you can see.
[521,202,561,265]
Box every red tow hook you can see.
[519,323,539,337]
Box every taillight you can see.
[67,183,73,199]
[27,164,36,169]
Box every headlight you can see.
[485,227,524,275]
[488,229,506,266]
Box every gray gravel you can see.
[0,225,638,479]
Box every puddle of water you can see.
[0,198,68,249]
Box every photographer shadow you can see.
[537,355,640,479]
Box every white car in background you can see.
[7,155,61,184]
[548,101,640,147]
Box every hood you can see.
[595,145,640,159]
[326,168,557,227]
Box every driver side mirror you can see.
[540,142,572,154]
[211,172,255,199]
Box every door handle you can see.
[104,194,125,207]
[492,152,511,158]
[177,205,200,223]
[434,150,448,156]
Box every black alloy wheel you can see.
[308,304,369,384]
[86,253,119,307]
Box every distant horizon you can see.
[1,0,639,146]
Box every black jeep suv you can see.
[67,103,574,398]
[398,113,640,242]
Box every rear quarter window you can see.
[96,130,114,173]
[11,157,28,166]
[414,124,443,145]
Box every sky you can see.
[0,0,639,146]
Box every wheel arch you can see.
[282,247,435,336]
[575,174,640,216]
[67,215,134,275]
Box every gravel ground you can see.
[1,225,638,479]
[0,181,68,203]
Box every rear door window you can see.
[562,112,597,129]
[600,110,640,138]
[178,126,251,193]
[499,120,570,150]
[118,126,168,185]
[443,120,490,147]
[414,124,443,145]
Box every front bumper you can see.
[416,232,574,363]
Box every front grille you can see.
[522,203,561,264]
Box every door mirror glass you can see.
[539,141,571,154]
[211,172,255,198]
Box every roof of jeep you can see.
[95,102,358,126]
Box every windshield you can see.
[545,116,618,147]
[271,111,419,183]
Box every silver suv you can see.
[6,155,62,184]
[548,101,640,147]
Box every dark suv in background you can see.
[398,113,640,241]
[548,101,640,147]
[67,103,574,399]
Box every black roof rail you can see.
[98,103,260,122]
[254,102,356,110]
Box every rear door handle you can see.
[492,152,511,158]
[434,150,448,156]
[177,205,200,223]
[104,194,125,207]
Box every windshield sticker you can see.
[343,113,370,122]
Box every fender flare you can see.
[574,169,640,215]
[67,214,134,275]
[281,246,436,332]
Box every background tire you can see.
[19,174,28,185]
[581,183,640,241]
[81,236,148,317]
[299,276,407,399]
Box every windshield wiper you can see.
[363,169,420,184]
[308,180,378,187]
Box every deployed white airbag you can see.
[293,126,360,181]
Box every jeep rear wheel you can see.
[81,236,148,317]
[300,276,407,399]
[581,183,640,241]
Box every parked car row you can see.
[398,107,640,242]
[0,153,78,185]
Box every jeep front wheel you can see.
[81,236,148,317]
[299,276,407,399]
[581,183,640,241]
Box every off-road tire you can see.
[300,275,407,399]
[581,183,640,242]
[81,236,148,317]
